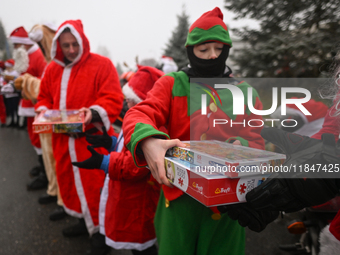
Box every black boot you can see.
[27,174,48,190]
[29,155,44,177]
[62,218,88,237]
[27,155,48,190]
[29,166,42,178]
[50,205,67,221]
[84,233,110,255]
[38,194,57,204]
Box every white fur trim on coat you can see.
[105,237,157,251]
[69,137,98,236]
[18,105,35,117]
[90,105,111,131]
[36,106,48,112]
[122,84,142,103]
[319,224,340,255]
[51,24,83,67]
[99,175,110,236]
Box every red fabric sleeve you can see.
[26,50,47,78]
[90,57,124,124]
[108,146,150,181]
[35,65,54,110]
[122,75,174,164]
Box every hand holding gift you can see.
[140,137,186,187]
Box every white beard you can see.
[13,46,29,74]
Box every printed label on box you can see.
[33,109,85,134]
[167,140,285,178]
[165,156,269,207]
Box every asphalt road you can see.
[0,125,298,255]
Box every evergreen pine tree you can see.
[163,8,190,70]
[0,20,8,59]
[225,0,340,77]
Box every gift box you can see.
[33,109,85,134]
[165,156,270,206]
[167,140,285,178]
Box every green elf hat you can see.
[185,7,232,48]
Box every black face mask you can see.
[186,44,230,78]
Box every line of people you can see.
[4,5,340,255]
[3,15,178,255]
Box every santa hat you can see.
[28,24,57,63]
[9,26,34,45]
[0,60,5,70]
[4,59,15,68]
[28,23,57,43]
[185,7,232,47]
[158,56,178,74]
[122,66,164,103]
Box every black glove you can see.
[217,203,279,233]
[86,126,116,153]
[246,128,340,213]
[72,145,103,169]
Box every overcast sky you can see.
[1,0,258,71]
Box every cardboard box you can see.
[33,109,85,134]
[167,140,285,178]
[165,156,269,207]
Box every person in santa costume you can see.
[35,19,123,255]
[73,65,164,255]
[1,59,20,127]
[121,7,273,255]
[0,61,5,127]
[13,23,68,221]
[9,26,48,189]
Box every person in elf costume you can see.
[73,65,164,255]
[35,19,124,254]
[122,7,276,255]
[9,26,48,189]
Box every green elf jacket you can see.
[123,71,265,203]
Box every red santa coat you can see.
[35,20,124,235]
[99,131,160,250]
[18,43,47,116]
[18,44,47,153]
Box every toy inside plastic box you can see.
[165,156,270,206]
[167,140,286,178]
[33,109,85,134]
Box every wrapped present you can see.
[165,156,270,206]
[33,109,85,134]
[167,140,285,178]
